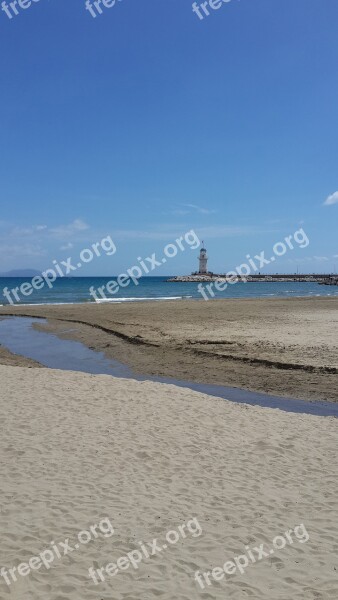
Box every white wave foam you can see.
[95,296,192,303]
[1,296,193,307]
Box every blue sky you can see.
[0,0,337,275]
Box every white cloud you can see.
[168,203,217,217]
[6,222,85,239]
[0,244,46,258]
[0,219,95,270]
[9,225,47,237]
[50,219,90,238]
[112,224,273,241]
[73,219,89,231]
[184,203,217,215]
[170,209,190,216]
[287,258,311,264]
[323,191,338,206]
[0,244,46,270]
[195,225,273,239]
[288,256,329,264]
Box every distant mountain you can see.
[0,269,42,277]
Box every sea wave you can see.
[94,296,192,303]
[0,296,194,307]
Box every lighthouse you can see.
[198,242,208,274]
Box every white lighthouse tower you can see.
[198,242,208,274]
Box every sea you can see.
[0,276,337,305]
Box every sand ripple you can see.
[0,366,337,599]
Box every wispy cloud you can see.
[0,243,46,258]
[288,256,329,264]
[112,224,274,241]
[184,203,217,215]
[0,243,46,270]
[323,191,338,206]
[4,220,89,241]
[8,225,48,237]
[169,209,190,216]
[168,203,217,217]
[0,219,91,268]
[194,225,275,239]
[50,219,89,238]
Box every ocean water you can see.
[0,276,337,305]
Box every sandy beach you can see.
[2,2,337,599]
[0,297,337,402]
[0,364,337,600]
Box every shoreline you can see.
[1,288,338,308]
[0,296,337,403]
[0,342,42,368]
[2,316,338,417]
[0,287,338,308]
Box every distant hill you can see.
[0,269,42,277]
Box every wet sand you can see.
[0,297,337,402]
[0,319,42,368]
[0,347,41,368]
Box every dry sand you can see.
[0,364,337,600]
[0,297,337,401]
